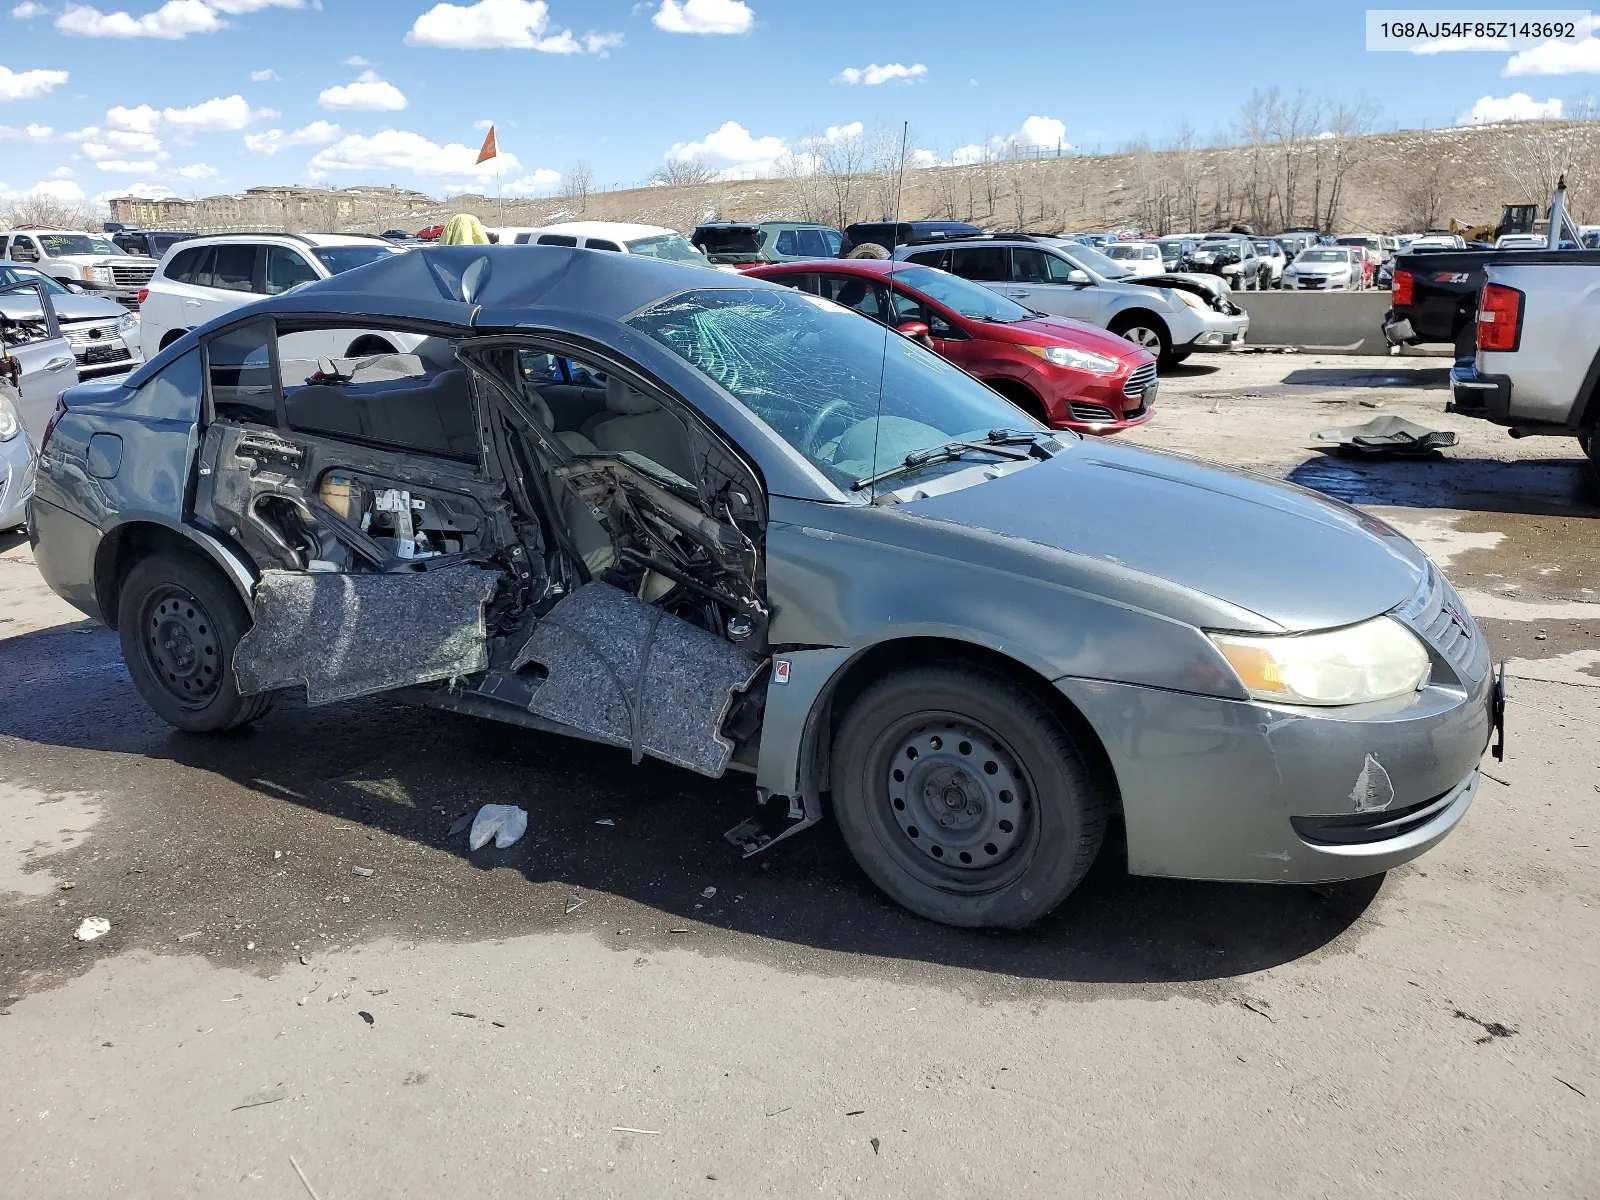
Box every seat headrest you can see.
[605,375,658,415]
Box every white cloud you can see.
[343,54,369,65]
[1007,114,1068,150]
[47,165,75,178]
[11,1,47,16]
[55,0,299,38]
[171,161,217,178]
[0,122,56,141]
[404,0,618,52]
[307,128,522,179]
[318,70,407,111]
[57,0,225,38]
[473,118,494,130]
[242,119,340,154]
[1,178,88,205]
[652,0,751,34]
[665,119,791,176]
[1505,36,1600,75]
[96,158,161,172]
[93,181,174,204]
[105,103,160,133]
[833,62,926,86]
[162,94,276,130]
[502,167,561,195]
[82,130,166,162]
[950,144,984,165]
[1458,92,1565,123]
[250,67,279,81]
[0,65,69,101]
[909,147,938,169]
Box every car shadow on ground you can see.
[0,620,1384,990]
[1283,366,1452,389]
[1289,453,1600,516]
[0,528,27,553]
[1163,360,1221,378]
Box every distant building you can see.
[105,184,437,233]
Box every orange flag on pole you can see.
[476,125,498,164]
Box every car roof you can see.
[534,221,679,241]
[752,259,898,277]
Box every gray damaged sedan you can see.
[28,247,1502,928]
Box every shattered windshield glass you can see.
[629,288,1041,493]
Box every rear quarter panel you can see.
[1479,261,1600,424]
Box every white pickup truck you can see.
[1449,259,1600,481]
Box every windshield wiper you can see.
[850,429,1044,492]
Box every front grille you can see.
[1066,401,1119,423]
[63,320,122,347]
[1393,564,1489,682]
[110,262,156,288]
[1292,783,1463,846]
[1123,362,1157,399]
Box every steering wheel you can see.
[801,400,854,456]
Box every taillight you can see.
[1478,283,1524,353]
[136,287,148,305]
[40,391,68,452]
[1391,268,1414,307]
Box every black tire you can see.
[346,335,398,357]
[1584,432,1600,486]
[117,551,272,734]
[831,664,1109,929]
[1107,312,1173,369]
[985,379,1047,425]
[846,243,891,260]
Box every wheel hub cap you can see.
[886,724,1031,869]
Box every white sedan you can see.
[1099,241,1167,278]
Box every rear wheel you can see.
[157,329,188,352]
[846,243,891,260]
[346,335,398,357]
[1108,312,1173,369]
[831,664,1109,928]
[117,551,271,734]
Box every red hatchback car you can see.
[746,259,1157,433]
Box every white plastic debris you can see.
[352,866,374,877]
[74,917,110,942]
[700,886,717,899]
[595,818,615,827]
[469,804,529,851]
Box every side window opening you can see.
[205,319,280,425]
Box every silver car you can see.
[0,264,143,378]
[1282,247,1363,291]
[29,247,1497,929]
[1,275,79,530]
[898,236,1247,367]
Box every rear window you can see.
[311,245,398,275]
[695,227,763,257]
[204,244,257,293]
[775,228,833,257]
[536,234,578,247]
[949,246,1008,282]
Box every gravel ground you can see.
[1,352,1596,1198]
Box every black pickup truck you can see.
[1384,247,1600,356]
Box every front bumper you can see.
[75,279,146,309]
[1058,652,1493,884]
[0,433,37,531]
[1285,274,1355,291]
[1184,310,1249,352]
[1447,364,1513,424]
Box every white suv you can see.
[140,233,409,362]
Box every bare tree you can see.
[649,157,718,188]
[2,195,92,230]
[562,159,596,209]
[1395,137,1453,231]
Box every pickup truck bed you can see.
[1384,247,1600,354]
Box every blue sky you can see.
[3,0,1600,212]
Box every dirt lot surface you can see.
[1,353,1596,1198]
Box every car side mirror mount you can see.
[896,320,933,348]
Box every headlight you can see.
[1174,289,1207,311]
[0,390,20,442]
[117,312,138,332]
[85,266,112,284]
[1209,616,1431,706]
[1024,344,1119,373]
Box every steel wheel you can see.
[886,720,1033,874]
[137,584,222,710]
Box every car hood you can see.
[999,314,1148,358]
[1130,272,1239,312]
[0,292,126,322]
[899,438,1426,631]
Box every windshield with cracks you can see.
[628,287,1045,494]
